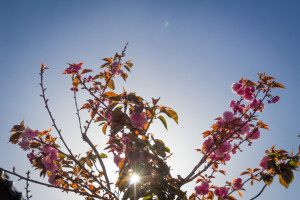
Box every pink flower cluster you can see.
[18,127,38,151]
[65,63,81,74]
[232,80,255,101]
[246,129,260,140]
[27,150,35,164]
[229,100,244,114]
[233,178,243,190]
[195,181,209,195]
[42,145,58,174]
[130,112,147,129]
[214,187,228,199]
[49,173,60,186]
[250,99,264,112]
[109,62,123,75]
[267,96,280,104]
[259,156,272,170]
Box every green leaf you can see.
[165,146,171,153]
[154,139,165,149]
[158,115,168,130]
[100,153,108,158]
[165,109,178,124]
[86,157,93,168]
[281,169,294,187]
[288,160,298,169]
[279,175,289,188]
[58,153,66,159]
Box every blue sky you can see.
[0,1,299,199]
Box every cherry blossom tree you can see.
[2,45,299,200]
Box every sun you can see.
[130,173,140,184]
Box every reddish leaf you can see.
[81,69,93,74]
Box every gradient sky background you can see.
[0,1,299,199]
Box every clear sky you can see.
[0,1,299,199]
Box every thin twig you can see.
[25,170,32,200]
[249,184,267,200]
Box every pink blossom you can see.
[42,145,52,155]
[65,63,82,74]
[27,150,35,164]
[110,67,122,75]
[244,87,255,101]
[22,127,38,140]
[233,178,243,190]
[232,143,238,154]
[49,148,58,161]
[130,112,147,129]
[214,187,228,199]
[232,82,243,94]
[18,139,30,151]
[232,80,245,97]
[112,61,120,68]
[203,137,214,153]
[250,99,264,112]
[42,156,57,173]
[195,181,210,195]
[122,133,130,146]
[113,153,122,166]
[240,122,250,135]
[230,100,244,114]
[49,173,60,186]
[247,129,260,140]
[271,96,280,103]
[216,119,225,128]
[215,142,232,157]
[259,156,272,170]
[210,153,220,161]
[223,111,235,122]
[224,153,231,161]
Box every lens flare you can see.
[164,21,169,29]
[130,173,140,184]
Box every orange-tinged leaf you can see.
[228,195,237,200]
[253,168,260,172]
[108,79,115,90]
[81,69,93,74]
[238,191,243,198]
[219,170,226,175]
[118,158,126,171]
[102,124,107,135]
[81,103,91,110]
[259,123,269,130]
[9,132,22,144]
[103,92,118,98]
[70,183,78,189]
[103,58,112,63]
[91,109,96,119]
[240,171,250,175]
[273,82,286,89]
[142,135,147,141]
